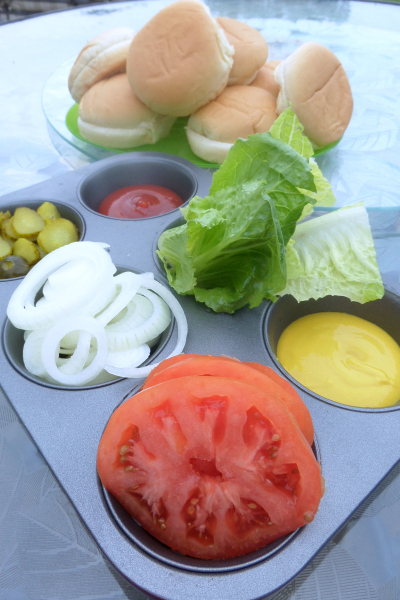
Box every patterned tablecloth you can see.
[1,1,400,599]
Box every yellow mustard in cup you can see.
[277,312,400,408]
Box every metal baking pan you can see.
[1,152,400,600]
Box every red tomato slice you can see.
[142,355,314,445]
[244,362,302,399]
[143,353,200,387]
[97,376,323,560]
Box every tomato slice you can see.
[244,362,302,399]
[142,355,314,445]
[142,353,200,387]
[97,376,323,560]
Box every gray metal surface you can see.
[1,153,400,599]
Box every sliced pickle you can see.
[37,201,61,223]
[1,217,18,242]
[37,218,79,253]
[0,237,12,260]
[0,255,30,279]
[13,207,45,240]
[13,238,41,266]
[0,211,11,227]
[1,205,78,277]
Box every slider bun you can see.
[216,17,269,86]
[126,0,234,117]
[68,27,135,103]
[77,73,175,149]
[186,85,277,164]
[250,59,282,97]
[274,42,353,148]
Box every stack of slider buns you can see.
[68,0,353,162]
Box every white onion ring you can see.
[147,334,161,348]
[96,271,144,326]
[106,290,170,352]
[107,293,153,329]
[105,345,151,371]
[40,316,108,386]
[58,331,92,376]
[23,330,48,377]
[145,278,188,355]
[10,242,188,385]
[105,279,187,378]
[7,242,116,330]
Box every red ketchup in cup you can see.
[98,185,183,219]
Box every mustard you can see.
[277,312,400,408]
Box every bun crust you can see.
[78,74,175,149]
[68,27,135,103]
[275,42,353,147]
[186,129,233,165]
[216,17,269,86]
[250,60,282,97]
[126,0,234,117]
[187,85,277,163]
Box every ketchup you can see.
[98,185,183,219]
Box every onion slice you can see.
[9,242,188,386]
[105,345,151,371]
[7,242,116,330]
[23,330,48,377]
[58,331,92,376]
[105,279,187,378]
[96,271,144,326]
[107,293,153,329]
[106,290,171,352]
[40,316,108,386]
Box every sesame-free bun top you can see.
[186,85,277,164]
[126,0,234,117]
[77,73,175,149]
[274,42,353,148]
[250,59,282,97]
[216,17,269,86]
[68,27,135,103]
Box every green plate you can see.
[65,104,220,169]
[66,103,339,166]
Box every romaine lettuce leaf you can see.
[279,203,384,303]
[158,181,288,312]
[269,109,336,218]
[158,132,318,313]
[157,109,382,314]
[269,109,314,159]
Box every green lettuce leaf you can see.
[156,223,195,295]
[269,108,314,159]
[158,181,288,313]
[208,130,317,247]
[298,158,336,220]
[279,203,384,303]
[158,131,318,313]
[158,108,382,314]
[269,109,336,218]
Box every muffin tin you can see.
[1,153,400,599]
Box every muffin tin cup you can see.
[1,153,400,599]
[2,264,175,390]
[263,291,400,414]
[0,199,85,281]
[77,152,205,219]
